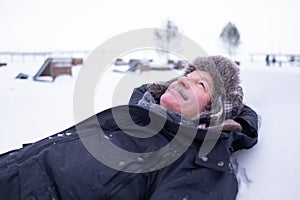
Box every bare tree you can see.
[220,22,241,58]
[154,19,180,64]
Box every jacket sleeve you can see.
[231,104,259,152]
[128,84,149,105]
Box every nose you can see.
[177,76,190,88]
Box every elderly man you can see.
[0,56,258,200]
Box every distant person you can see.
[265,54,270,66]
[0,56,258,200]
[289,55,295,63]
[272,56,277,65]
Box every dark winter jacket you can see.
[0,85,258,200]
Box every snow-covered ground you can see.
[0,56,300,199]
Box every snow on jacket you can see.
[0,85,258,200]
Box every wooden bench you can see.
[34,58,83,81]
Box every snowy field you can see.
[1,56,300,199]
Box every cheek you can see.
[190,90,210,111]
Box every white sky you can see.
[0,0,299,54]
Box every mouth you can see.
[169,85,188,101]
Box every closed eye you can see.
[198,82,205,89]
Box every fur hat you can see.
[148,55,244,123]
[186,56,239,100]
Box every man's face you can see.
[160,70,214,119]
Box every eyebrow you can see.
[201,76,210,85]
[195,73,212,87]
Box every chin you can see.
[161,99,179,112]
